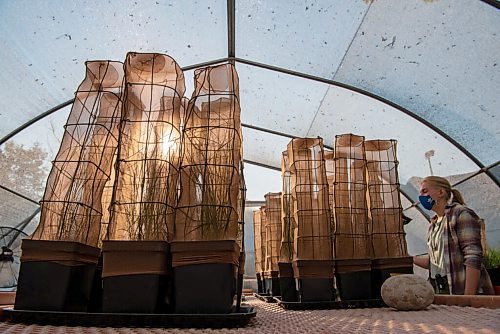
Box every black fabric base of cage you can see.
[371,259,414,299]
[173,263,236,314]
[297,278,335,302]
[15,261,96,312]
[275,297,386,310]
[256,273,265,294]
[102,274,170,313]
[264,276,281,296]
[236,273,244,311]
[253,293,277,303]
[279,277,297,302]
[336,271,372,301]
[2,306,256,328]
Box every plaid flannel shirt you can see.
[429,202,493,295]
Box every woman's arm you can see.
[464,266,481,295]
[413,254,429,269]
[456,209,483,294]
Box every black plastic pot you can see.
[278,262,297,302]
[335,259,372,301]
[171,240,240,314]
[264,270,281,296]
[256,272,264,294]
[371,257,413,299]
[15,240,99,312]
[293,260,335,302]
[487,267,500,286]
[101,240,170,313]
[87,252,103,312]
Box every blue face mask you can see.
[419,195,435,210]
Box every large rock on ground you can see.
[381,274,434,311]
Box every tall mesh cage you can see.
[236,165,246,309]
[253,209,264,293]
[100,53,185,313]
[259,205,268,293]
[327,134,372,301]
[288,138,334,302]
[16,61,124,312]
[264,192,282,296]
[328,134,370,260]
[170,63,242,314]
[280,150,294,264]
[175,63,242,242]
[288,138,332,263]
[33,61,124,246]
[278,150,297,301]
[107,53,185,242]
[365,140,408,258]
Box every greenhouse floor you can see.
[1,295,500,333]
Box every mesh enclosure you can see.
[264,192,281,273]
[280,151,294,263]
[175,64,242,241]
[328,134,370,259]
[288,138,332,261]
[33,61,124,247]
[108,53,185,241]
[253,209,263,274]
[236,164,246,251]
[260,205,268,275]
[365,139,408,258]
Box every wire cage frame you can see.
[253,209,263,275]
[259,205,268,276]
[264,192,282,273]
[288,138,333,262]
[328,134,370,260]
[175,63,242,241]
[33,61,124,247]
[107,52,185,242]
[365,139,408,258]
[280,150,295,263]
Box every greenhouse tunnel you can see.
[0,0,498,287]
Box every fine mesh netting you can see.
[279,151,294,263]
[288,138,333,262]
[107,53,185,241]
[264,192,281,273]
[328,134,370,260]
[175,64,242,241]
[33,61,124,247]
[365,139,408,258]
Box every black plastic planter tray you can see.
[275,297,386,310]
[2,306,256,328]
[253,293,278,303]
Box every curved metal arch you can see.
[233,56,500,189]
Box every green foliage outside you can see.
[484,247,500,269]
[0,141,48,200]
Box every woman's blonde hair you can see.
[423,176,465,205]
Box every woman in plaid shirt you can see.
[413,176,494,295]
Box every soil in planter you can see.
[173,263,236,314]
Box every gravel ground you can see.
[1,296,499,333]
